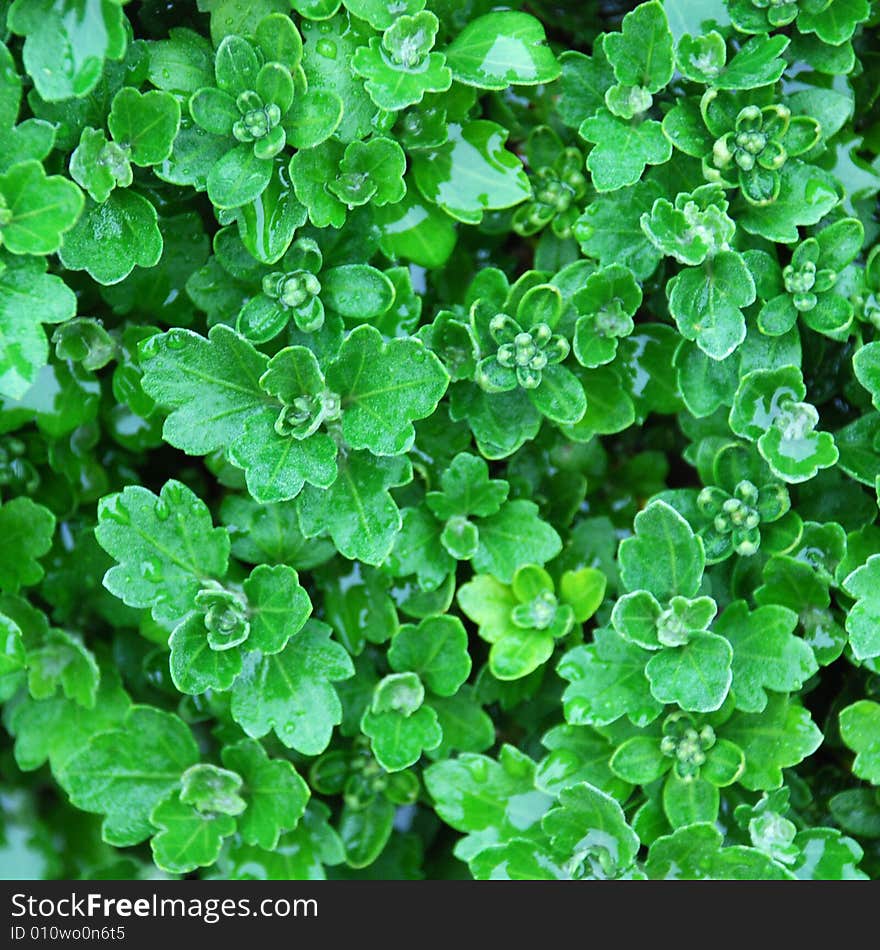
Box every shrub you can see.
[1,0,879,881]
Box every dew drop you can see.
[316,39,337,59]
[101,494,131,526]
[165,330,187,350]
[163,482,189,512]
[140,557,164,583]
[154,497,170,521]
[139,336,160,359]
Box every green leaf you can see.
[603,1,674,94]
[610,736,668,784]
[0,496,55,593]
[230,620,354,755]
[69,128,131,203]
[543,781,640,876]
[207,145,273,210]
[374,188,457,268]
[351,13,451,112]
[842,555,880,661]
[221,739,310,849]
[472,500,562,583]
[149,792,236,874]
[169,613,243,694]
[0,613,26,698]
[243,563,311,654]
[723,693,823,791]
[558,628,663,728]
[107,87,180,166]
[839,702,880,785]
[58,191,162,285]
[426,452,508,520]
[0,160,83,256]
[95,480,230,624]
[26,629,99,708]
[667,252,755,360]
[180,763,246,816]
[8,0,127,102]
[412,121,531,224]
[716,601,817,713]
[388,615,471,697]
[339,796,395,869]
[663,773,719,828]
[147,28,215,95]
[328,325,449,456]
[361,675,442,771]
[739,163,840,244]
[645,632,733,712]
[445,12,560,90]
[7,660,131,775]
[580,111,672,192]
[574,180,663,279]
[297,453,411,565]
[59,706,198,847]
[139,324,268,456]
[618,499,704,600]
[429,688,496,759]
[424,746,553,861]
[646,822,793,880]
[322,265,395,319]
[228,409,338,505]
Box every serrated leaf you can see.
[150,792,236,874]
[471,500,562,584]
[388,615,471,697]
[618,500,704,600]
[297,453,411,565]
[139,324,268,456]
[59,706,198,847]
[723,693,823,791]
[230,620,354,755]
[328,325,449,456]
[221,739,310,849]
[96,480,229,624]
[0,497,55,593]
[716,600,818,712]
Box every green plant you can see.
[1,0,880,883]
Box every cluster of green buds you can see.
[310,737,420,812]
[660,713,716,781]
[699,479,762,555]
[232,90,284,158]
[713,105,787,174]
[274,389,342,439]
[514,147,587,237]
[0,436,37,491]
[697,478,788,559]
[783,242,836,312]
[263,270,322,311]
[489,313,570,390]
[194,584,250,650]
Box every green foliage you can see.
[1,0,879,884]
